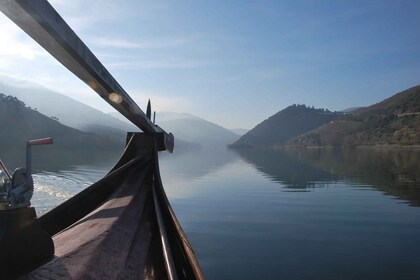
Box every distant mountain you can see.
[229,128,249,136]
[109,111,197,148]
[231,105,342,148]
[288,85,420,147]
[111,111,240,147]
[157,112,240,147]
[0,78,237,148]
[0,79,138,144]
[0,94,119,151]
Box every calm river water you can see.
[2,146,420,279]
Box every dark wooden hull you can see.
[21,133,204,279]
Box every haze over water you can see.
[5,146,420,279]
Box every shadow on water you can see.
[233,147,420,205]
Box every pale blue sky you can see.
[0,0,419,129]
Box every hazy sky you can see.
[0,0,419,129]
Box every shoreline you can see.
[230,144,420,150]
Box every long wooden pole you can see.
[0,0,156,133]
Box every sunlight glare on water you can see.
[31,163,117,216]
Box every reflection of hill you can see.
[233,147,420,206]
[301,148,420,206]
[159,146,241,199]
[233,148,335,189]
[159,147,238,180]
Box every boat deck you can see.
[24,159,167,279]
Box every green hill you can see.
[288,85,420,147]
[0,79,137,145]
[0,94,120,151]
[231,104,342,148]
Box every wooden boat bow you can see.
[0,0,203,279]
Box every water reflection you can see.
[233,148,336,189]
[2,143,420,279]
[0,147,124,173]
[160,146,238,178]
[167,147,420,280]
[159,146,239,199]
[233,147,420,205]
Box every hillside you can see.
[0,79,138,144]
[1,78,237,148]
[112,111,240,147]
[229,128,249,136]
[0,94,120,151]
[231,105,342,148]
[158,112,240,146]
[288,85,420,147]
